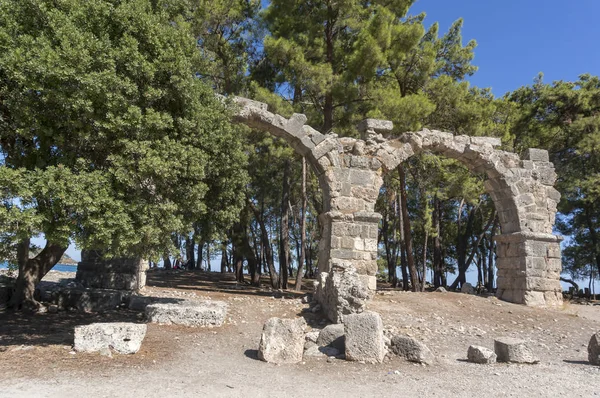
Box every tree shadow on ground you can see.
[0,309,141,348]
[146,269,308,300]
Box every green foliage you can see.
[0,0,247,261]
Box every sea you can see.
[0,261,77,273]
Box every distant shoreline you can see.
[0,263,77,272]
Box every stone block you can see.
[145,300,227,327]
[233,96,268,111]
[494,337,539,364]
[523,148,549,162]
[389,335,434,364]
[316,324,345,351]
[461,282,475,294]
[74,322,147,354]
[467,345,497,364]
[471,136,502,147]
[258,317,307,364]
[344,311,385,364]
[589,333,600,366]
[357,119,393,134]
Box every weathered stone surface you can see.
[316,324,345,351]
[389,335,434,365]
[588,332,600,365]
[304,345,341,358]
[467,345,497,364]
[344,311,385,364]
[494,337,539,364]
[357,119,393,134]
[145,300,227,327]
[435,287,447,293]
[258,317,307,364]
[317,269,371,323]
[461,282,475,294]
[523,148,550,162]
[74,323,146,354]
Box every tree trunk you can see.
[295,157,308,291]
[279,160,291,290]
[433,196,444,288]
[163,254,172,270]
[220,242,228,273]
[196,241,204,271]
[450,209,496,290]
[185,236,195,269]
[398,165,420,292]
[10,240,67,311]
[421,230,428,292]
[487,216,498,291]
[249,200,279,288]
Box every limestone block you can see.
[258,317,307,364]
[74,323,147,354]
[145,300,227,327]
[316,324,345,351]
[357,119,393,134]
[522,291,547,306]
[304,345,340,358]
[471,136,502,147]
[344,311,385,363]
[389,335,434,365]
[467,345,497,364]
[494,337,539,364]
[588,333,600,365]
[461,282,475,294]
[523,148,549,162]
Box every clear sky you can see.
[409,0,600,96]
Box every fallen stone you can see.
[305,330,320,344]
[258,317,307,364]
[316,324,345,351]
[435,287,447,293]
[344,311,385,364]
[389,335,434,365]
[494,337,539,364]
[128,295,154,311]
[467,345,497,364]
[74,323,146,354]
[461,283,475,294]
[48,304,58,314]
[588,332,600,365]
[304,345,340,358]
[145,300,227,327]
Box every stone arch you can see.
[233,99,563,320]
[379,130,562,307]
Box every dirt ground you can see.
[1,269,600,398]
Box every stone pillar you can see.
[315,136,385,322]
[76,250,148,291]
[494,148,563,307]
[495,232,563,306]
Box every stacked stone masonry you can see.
[77,250,148,291]
[78,96,564,322]
[233,97,563,321]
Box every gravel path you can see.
[1,272,600,397]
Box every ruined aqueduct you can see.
[77,97,564,322]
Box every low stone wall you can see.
[76,251,148,291]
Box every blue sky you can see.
[409,0,600,96]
